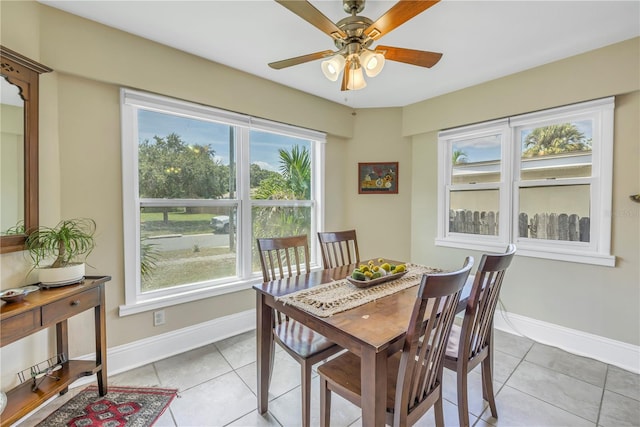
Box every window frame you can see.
[437,119,512,252]
[437,97,615,266]
[120,89,326,315]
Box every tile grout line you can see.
[502,351,603,426]
[594,364,608,426]
[150,361,179,426]
[214,340,273,427]
[471,338,534,426]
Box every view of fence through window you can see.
[449,132,502,237]
[449,121,592,242]
[137,110,313,292]
[517,120,592,242]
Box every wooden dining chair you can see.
[443,244,516,427]
[318,257,474,427]
[256,235,343,427]
[317,229,360,269]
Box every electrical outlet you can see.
[153,310,165,326]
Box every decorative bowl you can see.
[0,288,28,303]
[347,271,408,288]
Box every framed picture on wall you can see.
[358,162,399,194]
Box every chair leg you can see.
[301,361,312,427]
[434,395,445,427]
[320,376,331,427]
[456,366,471,427]
[481,366,489,402]
[268,337,276,389]
[482,330,495,402]
[481,356,498,418]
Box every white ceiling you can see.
[40,0,640,109]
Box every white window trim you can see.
[437,119,511,250]
[119,89,326,316]
[437,97,615,267]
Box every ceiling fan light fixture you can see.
[360,49,385,77]
[321,54,346,81]
[272,0,441,92]
[346,65,367,90]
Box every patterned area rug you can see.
[36,386,177,427]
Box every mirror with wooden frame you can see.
[1,46,52,253]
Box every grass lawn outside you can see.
[142,246,237,291]
[140,211,220,236]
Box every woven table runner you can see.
[275,264,444,317]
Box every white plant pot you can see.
[37,263,85,287]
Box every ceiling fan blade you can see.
[365,0,440,41]
[269,50,335,70]
[275,1,347,40]
[376,45,442,68]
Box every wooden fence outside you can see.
[449,209,590,242]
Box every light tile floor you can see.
[22,328,640,426]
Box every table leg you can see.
[56,320,69,395]
[361,347,387,427]
[95,284,107,396]
[256,293,273,414]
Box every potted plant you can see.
[25,218,96,286]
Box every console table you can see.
[0,275,111,426]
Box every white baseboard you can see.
[20,307,634,427]
[493,309,640,374]
[77,307,638,379]
[107,309,256,376]
[75,309,256,379]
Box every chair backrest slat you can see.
[395,257,474,425]
[257,235,310,326]
[330,241,348,267]
[256,235,310,282]
[317,230,360,269]
[461,245,516,360]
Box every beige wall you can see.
[0,1,638,391]
[338,107,413,262]
[0,1,410,391]
[409,39,640,345]
[0,1,361,390]
[403,38,640,136]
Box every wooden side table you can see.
[0,275,111,426]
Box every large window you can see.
[437,98,614,266]
[120,89,325,314]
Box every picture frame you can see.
[358,162,399,194]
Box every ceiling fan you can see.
[269,0,443,91]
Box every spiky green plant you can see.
[25,218,96,268]
[140,239,160,280]
[4,220,25,235]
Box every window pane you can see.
[451,134,501,184]
[520,120,592,180]
[252,205,311,272]
[140,206,238,292]
[250,130,312,200]
[449,190,499,235]
[137,110,236,199]
[518,185,590,242]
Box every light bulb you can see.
[359,50,385,77]
[347,66,367,90]
[321,55,346,82]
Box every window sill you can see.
[118,279,260,317]
[118,264,326,316]
[435,238,615,267]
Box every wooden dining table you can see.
[254,260,473,427]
